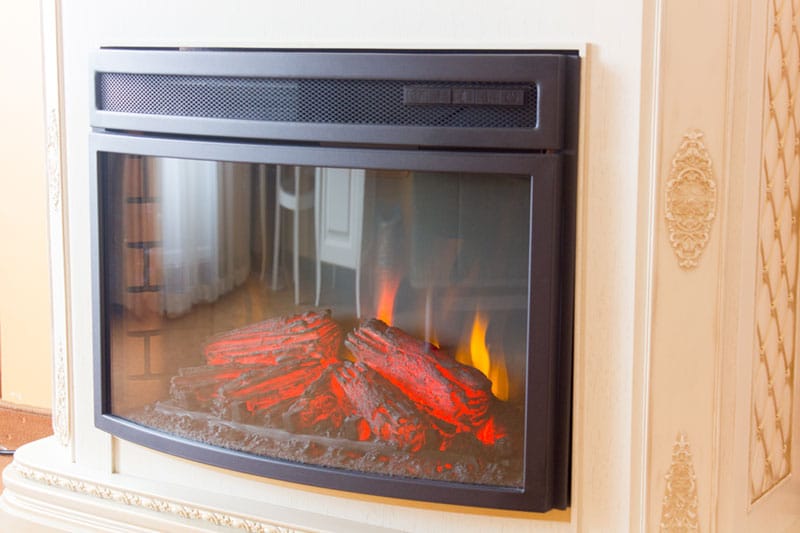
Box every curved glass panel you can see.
[101,152,530,488]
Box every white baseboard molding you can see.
[0,437,395,533]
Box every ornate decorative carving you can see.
[749,0,798,503]
[51,340,69,446]
[665,130,717,269]
[12,463,304,533]
[45,108,61,213]
[660,432,700,532]
[41,0,73,450]
[43,104,71,447]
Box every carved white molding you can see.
[41,0,71,447]
[45,107,70,447]
[665,130,717,270]
[11,463,304,533]
[51,339,69,446]
[45,108,61,214]
[660,432,700,532]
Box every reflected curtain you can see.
[155,158,251,316]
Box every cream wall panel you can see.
[723,0,800,530]
[644,0,733,531]
[690,0,800,530]
[640,0,800,530]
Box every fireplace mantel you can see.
[2,0,799,531]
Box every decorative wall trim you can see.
[660,432,700,532]
[11,463,305,533]
[45,105,69,447]
[45,108,61,214]
[41,0,72,448]
[51,339,69,446]
[665,130,717,269]
[748,0,798,504]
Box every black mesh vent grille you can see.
[96,73,538,129]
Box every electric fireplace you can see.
[90,48,578,512]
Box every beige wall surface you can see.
[0,1,53,409]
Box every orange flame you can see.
[456,309,510,401]
[488,349,509,401]
[469,312,491,376]
[375,275,402,326]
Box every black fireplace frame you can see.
[90,48,579,513]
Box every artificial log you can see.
[211,354,326,422]
[345,319,496,441]
[336,362,430,452]
[283,361,431,451]
[170,364,255,411]
[203,310,342,366]
[281,365,348,437]
[169,313,508,452]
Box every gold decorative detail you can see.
[749,0,798,503]
[665,130,717,269]
[660,432,700,532]
[12,463,305,533]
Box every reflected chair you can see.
[270,165,314,305]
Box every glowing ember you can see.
[474,415,508,444]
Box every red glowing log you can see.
[170,364,256,411]
[334,362,430,451]
[203,311,342,366]
[210,353,327,421]
[172,313,509,450]
[345,319,495,441]
[281,366,348,435]
[284,361,430,452]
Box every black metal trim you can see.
[91,134,570,512]
[90,49,568,150]
[90,131,558,174]
[552,54,580,509]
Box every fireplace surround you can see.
[90,48,578,513]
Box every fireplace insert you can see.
[91,48,578,512]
